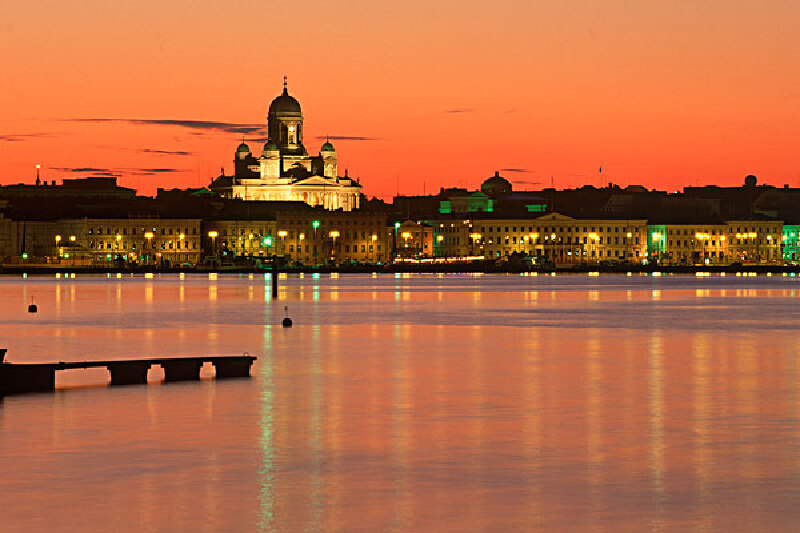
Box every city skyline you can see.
[2,1,799,198]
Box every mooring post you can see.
[272,258,278,299]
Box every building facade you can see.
[210,80,362,211]
[430,213,648,264]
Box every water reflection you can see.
[2,274,800,531]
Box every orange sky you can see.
[1,0,799,198]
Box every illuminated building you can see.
[725,220,783,264]
[210,79,362,211]
[394,221,433,259]
[274,210,389,265]
[782,225,800,263]
[432,213,648,264]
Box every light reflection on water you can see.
[1,273,800,531]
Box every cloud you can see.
[500,168,534,173]
[0,133,55,142]
[52,167,113,173]
[444,108,475,114]
[50,166,188,177]
[66,118,267,134]
[313,135,380,141]
[138,148,194,156]
[126,168,191,176]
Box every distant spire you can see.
[283,75,288,94]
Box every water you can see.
[2,273,800,532]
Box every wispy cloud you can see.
[444,108,475,114]
[0,133,56,142]
[313,135,380,141]
[50,166,188,177]
[128,168,189,175]
[65,118,267,134]
[138,148,194,156]
[52,167,113,173]
[500,168,534,173]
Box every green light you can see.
[106,254,112,260]
[312,220,320,229]
[394,222,401,230]
[262,236,273,247]
[21,252,28,260]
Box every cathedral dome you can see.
[263,141,279,152]
[481,171,512,196]
[237,142,250,153]
[321,141,335,152]
[269,89,301,115]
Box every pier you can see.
[0,349,256,396]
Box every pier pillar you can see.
[107,361,151,386]
[161,359,203,382]
[212,358,254,379]
[0,364,56,395]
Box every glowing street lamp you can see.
[208,230,218,256]
[312,220,320,237]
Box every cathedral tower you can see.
[267,77,304,155]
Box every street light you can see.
[329,230,340,261]
[208,230,218,257]
[312,220,320,237]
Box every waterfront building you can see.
[725,220,783,264]
[395,221,434,259]
[273,210,389,265]
[210,80,362,211]
[649,224,728,265]
[71,218,202,265]
[201,219,278,261]
[429,213,648,264]
[782,225,800,263]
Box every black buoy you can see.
[282,305,292,328]
[27,297,37,314]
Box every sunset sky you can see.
[1,0,799,198]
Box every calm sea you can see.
[1,273,800,532]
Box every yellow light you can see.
[208,231,218,238]
[144,231,154,239]
[36,164,41,169]
[55,235,61,242]
[626,232,632,238]
[721,235,726,241]
[372,235,378,241]
[401,231,412,239]
[437,235,444,242]
[695,232,703,239]
[278,230,288,237]
[69,235,76,242]
[329,230,340,238]
[179,233,185,239]
[299,233,305,240]
[116,234,122,241]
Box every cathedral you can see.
[210,79,362,211]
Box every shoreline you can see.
[3,263,800,276]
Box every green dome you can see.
[263,141,278,151]
[321,141,335,152]
[237,142,250,153]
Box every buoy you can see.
[282,305,292,328]
[28,297,37,314]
